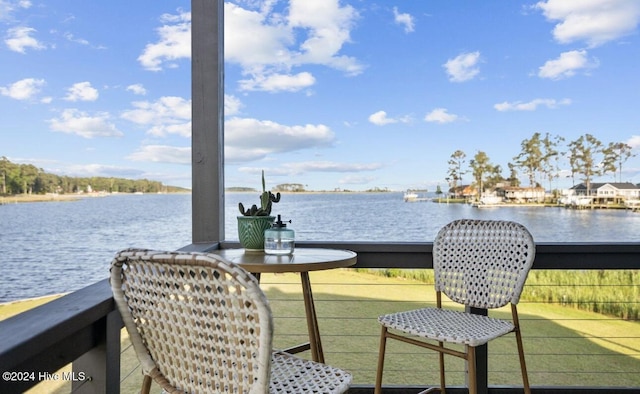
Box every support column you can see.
[191,0,225,245]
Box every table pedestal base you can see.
[254,272,325,363]
[217,248,357,364]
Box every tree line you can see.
[445,132,635,198]
[0,157,185,195]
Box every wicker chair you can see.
[374,219,535,394]
[110,248,352,393]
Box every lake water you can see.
[2,192,640,302]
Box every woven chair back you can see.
[110,249,273,393]
[433,219,536,309]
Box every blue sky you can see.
[2,1,640,191]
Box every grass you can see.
[369,268,640,321]
[525,269,640,320]
[259,270,640,387]
[2,270,638,392]
[0,194,82,204]
[0,294,64,320]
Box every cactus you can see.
[238,170,281,216]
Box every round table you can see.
[214,247,357,273]
[213,248,357,363]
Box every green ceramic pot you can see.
[237,216,275,252]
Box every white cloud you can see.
[126,84,147,95]
[48,109,123,138]
[240,161,382,177]
[239,71,315,92]
[368,110,411,126]
[138,10,191,71]
[0,1,32,22]
[225,117,334,163]
[424,108,459,124]
[225,0,363,92]
[0,77,44,100]
[127,145,191,164]
[368,110,396,126]
[225,94,243,116]
[224,3,293,67]
[121,96,191,137]
[339,175,378,185]
[494,98,572,111]
[63,32,89,46]
[53,30,105,49]
[62,163,144,178]
[141,3,362,88]
[534,0,640,47]
[64,82,99,102]
[393,7,415,33]
[288,161,382,173]
[4,26,45,53]
[627,135,640,149]
[288,0,361,72]
[538,50,597,80]
[443,51,481,82]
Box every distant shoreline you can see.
[0,192,191,205]
[0,194,83,204]
[226,189,397,194]
[2,190,386,205]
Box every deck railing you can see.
[1,242,638,394]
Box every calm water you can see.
[2,192,640,302]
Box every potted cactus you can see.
[237,170,281,251]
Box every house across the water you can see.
[500,186,546,203]
[572,182,639,199]
[565,182,640,205]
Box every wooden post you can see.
[191,0,225,246]
[72,310,122,393]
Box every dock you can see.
[403,191,430,202]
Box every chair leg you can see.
[438,342,446,394]
[513,305,531,394]
[374,326,388,394]
[515,330,531,394]
[467,346,477,394]
[141,375,152,394]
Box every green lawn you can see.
[258,269,640,388]
[2,269,638,392]
[0,294,64,320]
